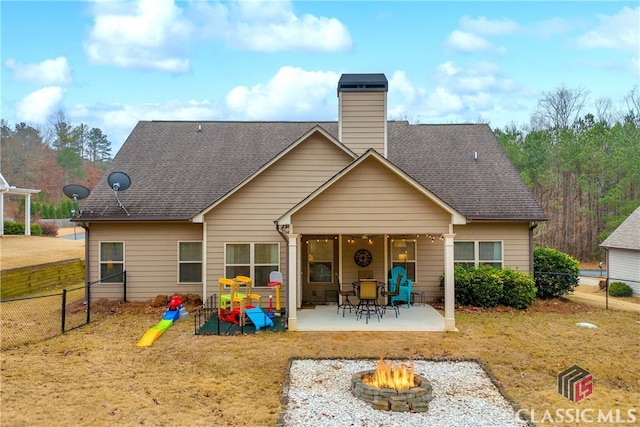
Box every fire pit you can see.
[351,358,433,412]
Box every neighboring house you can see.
[600,206,640,295]
[0,173,40,236]
[74,73,546,331]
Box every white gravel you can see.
[280,359,530,427]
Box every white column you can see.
[24,194,32,235]
[443,233,456,331]
[287,234,298,331]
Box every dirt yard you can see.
[0,228,85,270]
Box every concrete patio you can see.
[295,303,449,331]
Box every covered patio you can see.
[295,303,449,332]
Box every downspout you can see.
[274,221,290,327]
[80,223,90,304]
[529,221,539,273]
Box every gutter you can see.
[529,221,539,273]
[274,221,290,328]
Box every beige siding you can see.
[204,133,354,304]
[88,222,203,301]
[339,91,386,155]
[453,222,532,272]
[292,157,451,235]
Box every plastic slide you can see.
[136,310,179,347]
[244,306,274,331]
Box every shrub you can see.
[441,264,503,308]
[37,221,59,237]
[498,268,537,309]
[2,221,43,236]
[533,247,579,298]
[608,281,633,297]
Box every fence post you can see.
[61,288,67,334]
[605,279,609,310]
[86,281,91,324]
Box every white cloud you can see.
[445,30,497,53]
[15,87,65,124]
[577,6,640,52]
[225,67,339,120]
[460,16,520,36]
[436,61,515,94]
[83,0,193,72]
[4,57,72,86]
[194,0,352,52]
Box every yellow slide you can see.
[136,319,174,347]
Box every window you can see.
[454,241,503,268]
[100,242,124,283]
[225,243,279,287]
[178,241,202,283]
[308,239,333,283]
[390,239,416,281]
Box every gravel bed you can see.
[280,359,530,427]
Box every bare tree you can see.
[594,97,613,125]
[624,85,640,125]
[531,84,589,130]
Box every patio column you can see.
[443,233,456,331]
[24,193,32,235]
[287,234,298,331]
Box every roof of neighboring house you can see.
[77,120,546,222]
[600,206,640,251]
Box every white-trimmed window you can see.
[178,241,202,284]
[390,239,416,281]
[225,243,279,287]
[454,241,503,268]
[100,241,124,283]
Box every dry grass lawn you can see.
[1,234,639,426]
[1,299,638,426]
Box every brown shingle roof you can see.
[78,120,545,222]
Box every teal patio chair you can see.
[388,266,412,308]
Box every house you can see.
[1,172,40,236]
[600,206,640,295]
[74,73,546,331]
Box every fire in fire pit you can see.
[352,357,433,412]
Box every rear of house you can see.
[75,73,546,331]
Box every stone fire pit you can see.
[351,370,433,412]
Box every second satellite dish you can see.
[63,184,90,201]
[107,171,131,191]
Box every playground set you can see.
[216,273,283,333]
[137,295,189,347]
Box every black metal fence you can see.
[0,271,126,350]
[534,270,639,311]
[1,285,88,350]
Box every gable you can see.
[282,152,462,234]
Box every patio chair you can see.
[381,273,402,318]
[388,266,412,308]
[336,279,356,317]
[356,280,380,324]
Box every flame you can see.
[363,357,415,390]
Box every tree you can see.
[48,109,75,150]
[86,127,112,162]
[56,147,84,182]
[531,84,589,130]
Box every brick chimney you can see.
[337,73,388,157]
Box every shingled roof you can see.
[78,120,546,222]
[600,206,640,250]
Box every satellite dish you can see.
[107,171,131,216]
[107,171,131,192]
[63,184,90,201]
[62,184,90,218]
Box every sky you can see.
[2,1,639,155]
